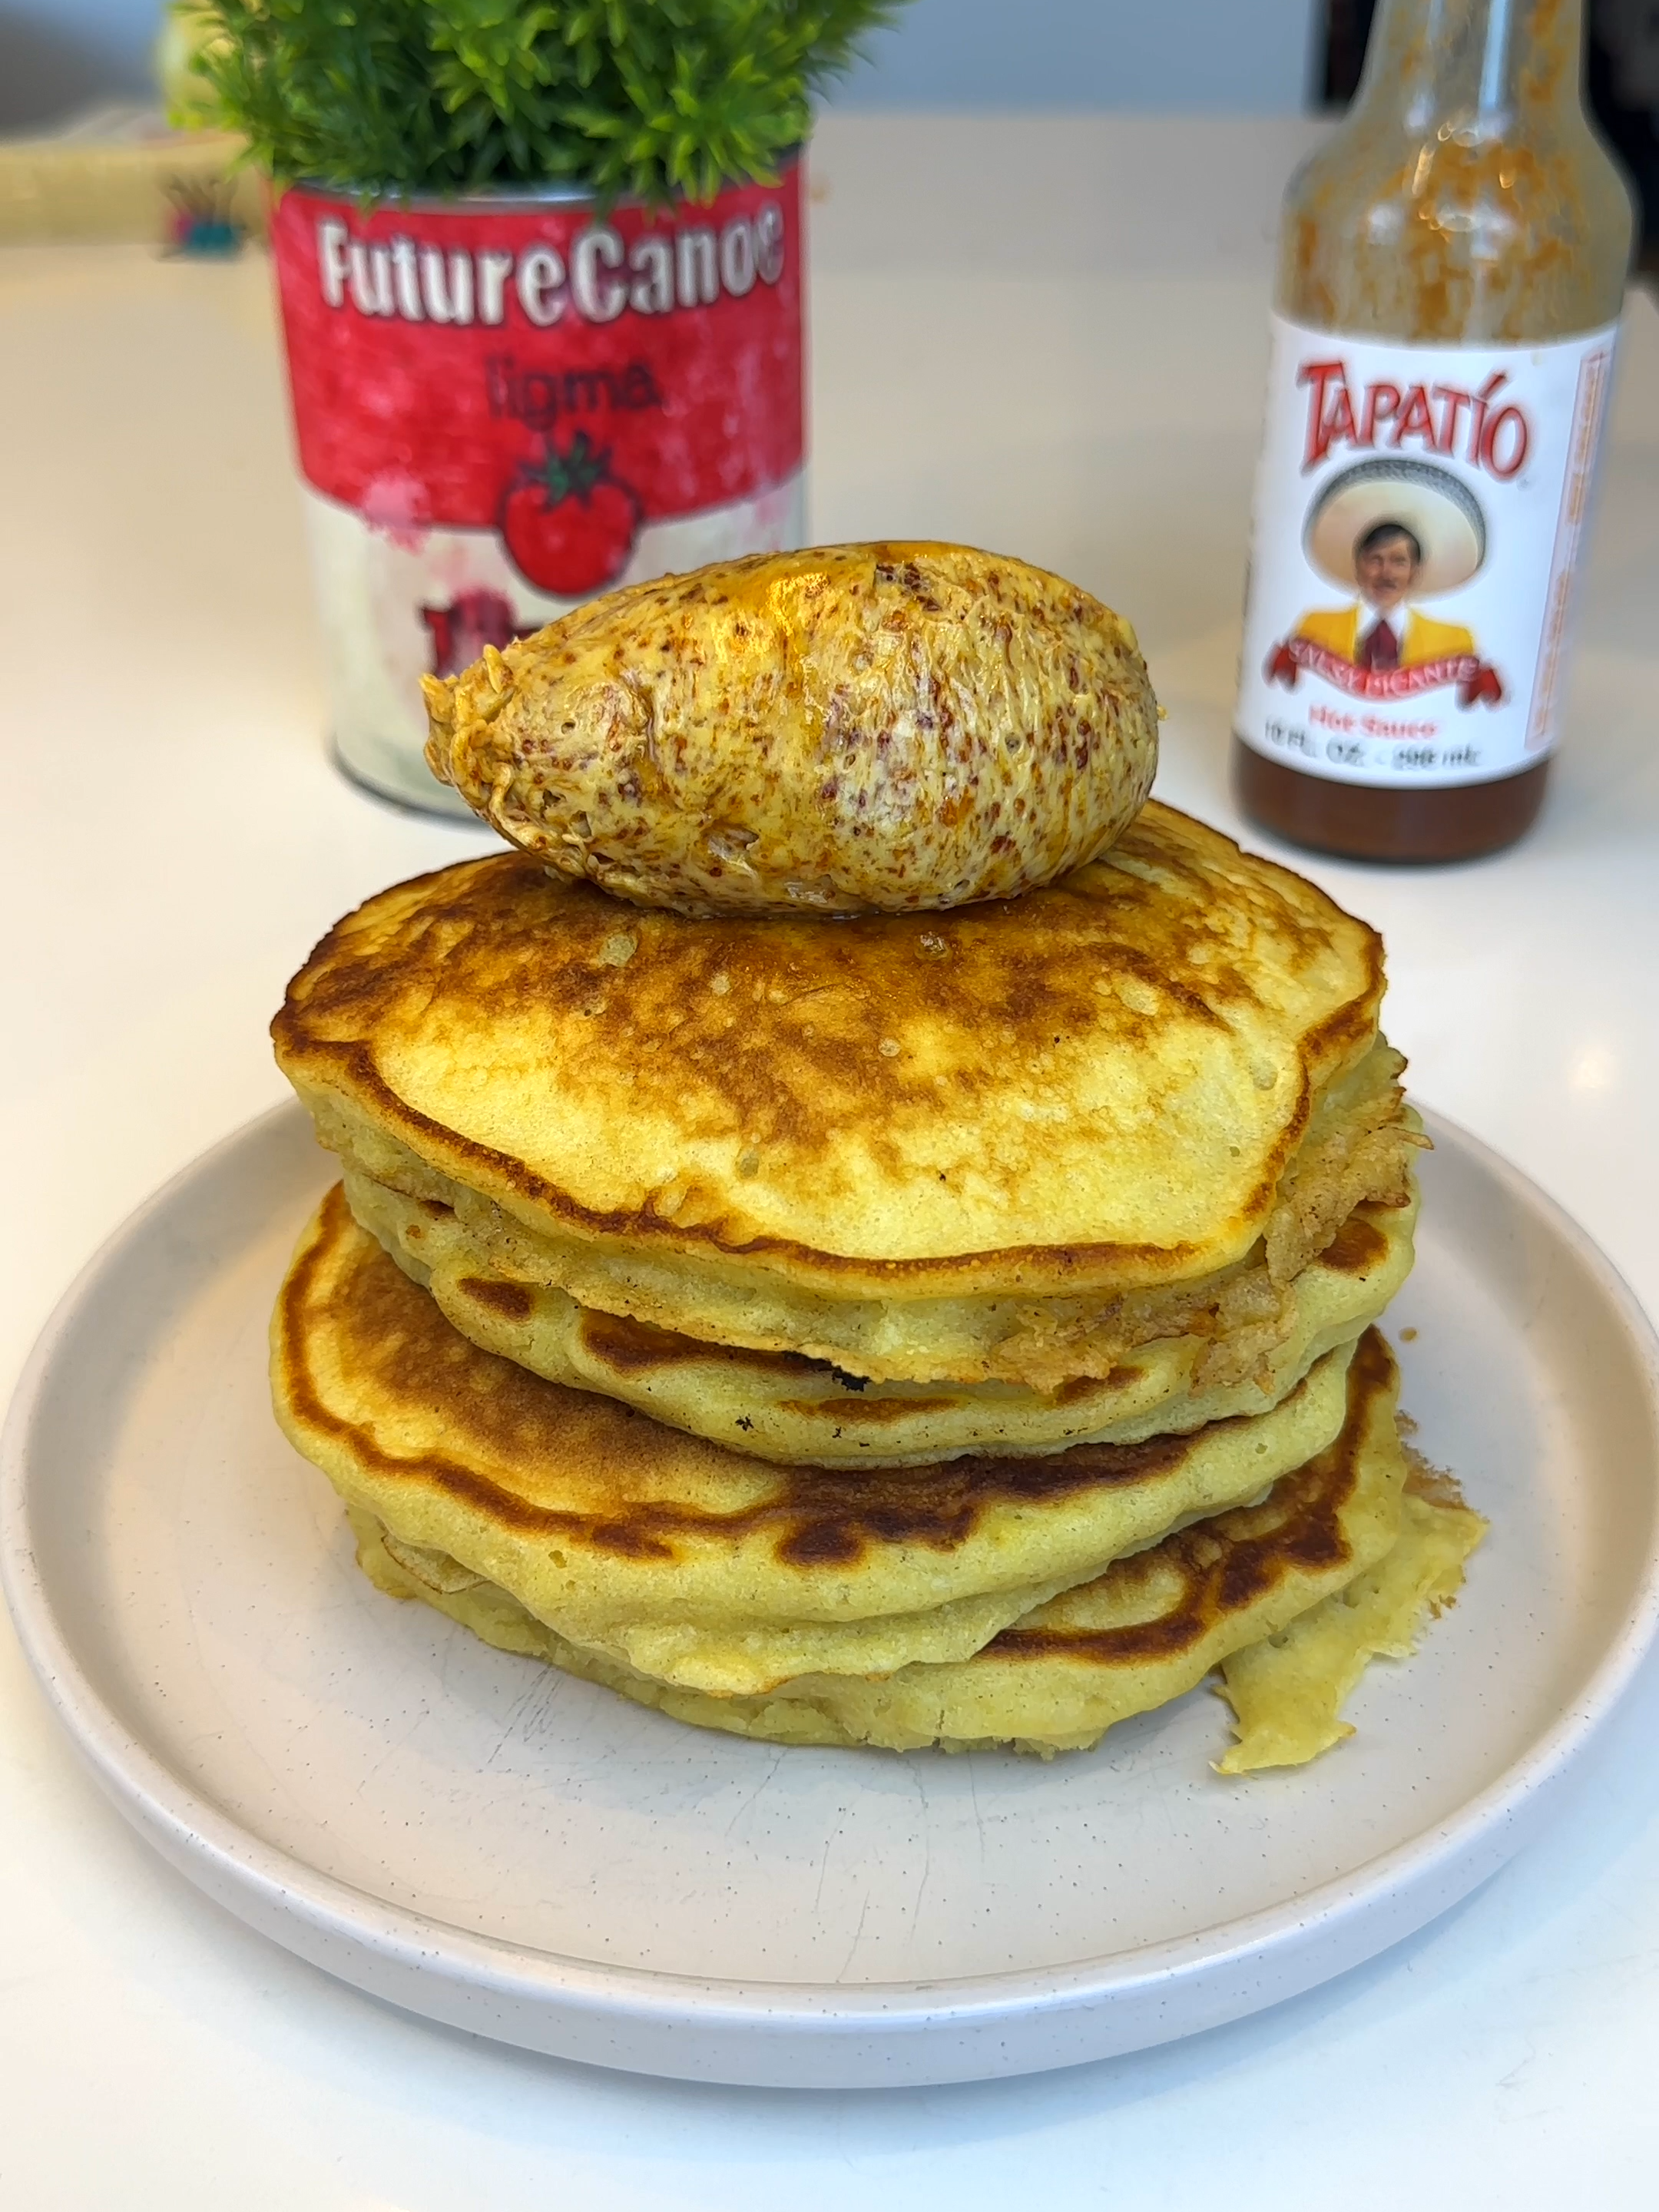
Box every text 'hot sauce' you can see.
[1233,0,1633,861]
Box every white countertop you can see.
[2,113,1657,2205]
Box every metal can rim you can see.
[281,146,803,218]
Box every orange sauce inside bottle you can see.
[1233,0,1631,861]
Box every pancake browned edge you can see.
[348,1165,1417,1468]
[271,801,1422,1407]
[343,1329,1477,1758]
[272,1192,1484,1758]
[270,1187,1365,1697]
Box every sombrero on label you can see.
[1304,459,1487,598]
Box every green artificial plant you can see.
[174,0,903,204]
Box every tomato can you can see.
[270,162,806,813]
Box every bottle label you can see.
[1235,315,1618,790]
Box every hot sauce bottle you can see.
[1233,0,1633,861]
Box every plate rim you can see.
[5,1099,1659,2053]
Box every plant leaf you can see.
[189,0,905,201]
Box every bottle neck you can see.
[1353,0,1586,136]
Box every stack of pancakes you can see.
[271,799,1482,1766]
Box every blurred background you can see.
[2,0,1654,257]
[2,0,1323,124]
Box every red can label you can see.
[270,168,806,808]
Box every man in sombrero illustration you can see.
[1295,518,1476,669]
[1288,459,1486,675]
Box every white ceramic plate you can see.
[4,1103,1658,2088]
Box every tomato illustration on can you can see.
[499,430,642,597]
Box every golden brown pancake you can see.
[273,802,1419,1389]
[348,1165,1416,1466]
[271,1186,1364,1697]
[347,1329,1431,1757]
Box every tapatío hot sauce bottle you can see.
[1232,0,1633,861]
